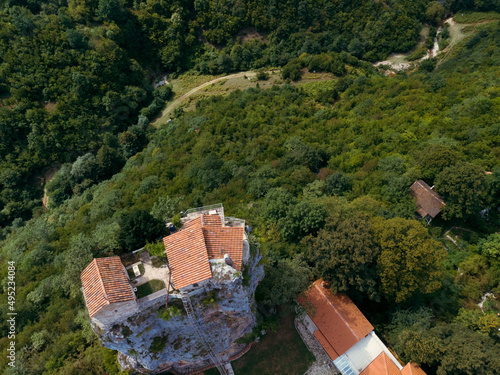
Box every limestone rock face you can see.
[96,250,264,373]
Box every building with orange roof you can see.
[400,363,427,375]
[163,204,248,292]
[81,257,138,327]
[298,280,427,375]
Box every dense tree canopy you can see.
[436,162,488,220]
[1,7,500,374]
[307,215,380,301]
[373,217,447,303]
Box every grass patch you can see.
[231,313,314,375]
[454,11,500,23]
[136,279,165,298]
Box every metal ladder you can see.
[180,293,229,375]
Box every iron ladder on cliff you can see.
[180,293,229,375]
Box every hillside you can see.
[1,2,500,375]
[0,0,445,229]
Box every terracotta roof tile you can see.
[81,257,135,317]
[401,363,427,375]
[360,352,402,375]
[298,280,373,357]
[163,214,245,289]
[201,214,222,227]
[163,221,213,290]
[410,180,445,218]
[203,226,244,270]
[183,216,202,229]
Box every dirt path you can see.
[41,165,60,209]
[154,71,256,125]
[374,16,498,72]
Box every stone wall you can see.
[92,300,138,329]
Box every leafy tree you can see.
[150,196,183,222]
[373,217,446,303]
[455,308,500,336]
[256,255,311,308]
[187,155,230,191]
[419,57,437,72]
[118,210,166,251]
[433,323,500,375]
[303,180,325,199]
[426,1,445,25]
[261,188,297,222]
[284,136,326,172]
[97,0,124,22]
[307,215,380,301]
[65,29,88,50]
[325,172,351,195]
[477,233,500,259]
[278,201,327,242]
[96,145,125,179]
[70,153,100,184]
[414,145,461,184]
[388,308,441,365]
[435,162,488,220]
[281,59,303,81]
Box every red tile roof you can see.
[410,180,445,218]
[163,221,213,290]
[298,280,373,359]
[401,363,427,375]
[204,227,244,270]
[81,257,135,317]
[360,352,402,375]
[183,216,202,229]
[163,214,244,289]
[202,215,222,227]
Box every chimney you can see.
[224,254,233,266]
[430,185,435,190]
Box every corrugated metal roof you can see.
[334,355,357,375]
[345,331,402,374]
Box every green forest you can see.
[1,0,500,374]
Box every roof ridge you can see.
[94,258,108,301]
[416,180,444,202]
[314,282,361,340]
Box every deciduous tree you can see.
[435,162,488,220]
[307,215,380,301]
[373,217,446,303]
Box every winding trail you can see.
[155,71,256,125]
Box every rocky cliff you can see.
[94,249,264,374]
